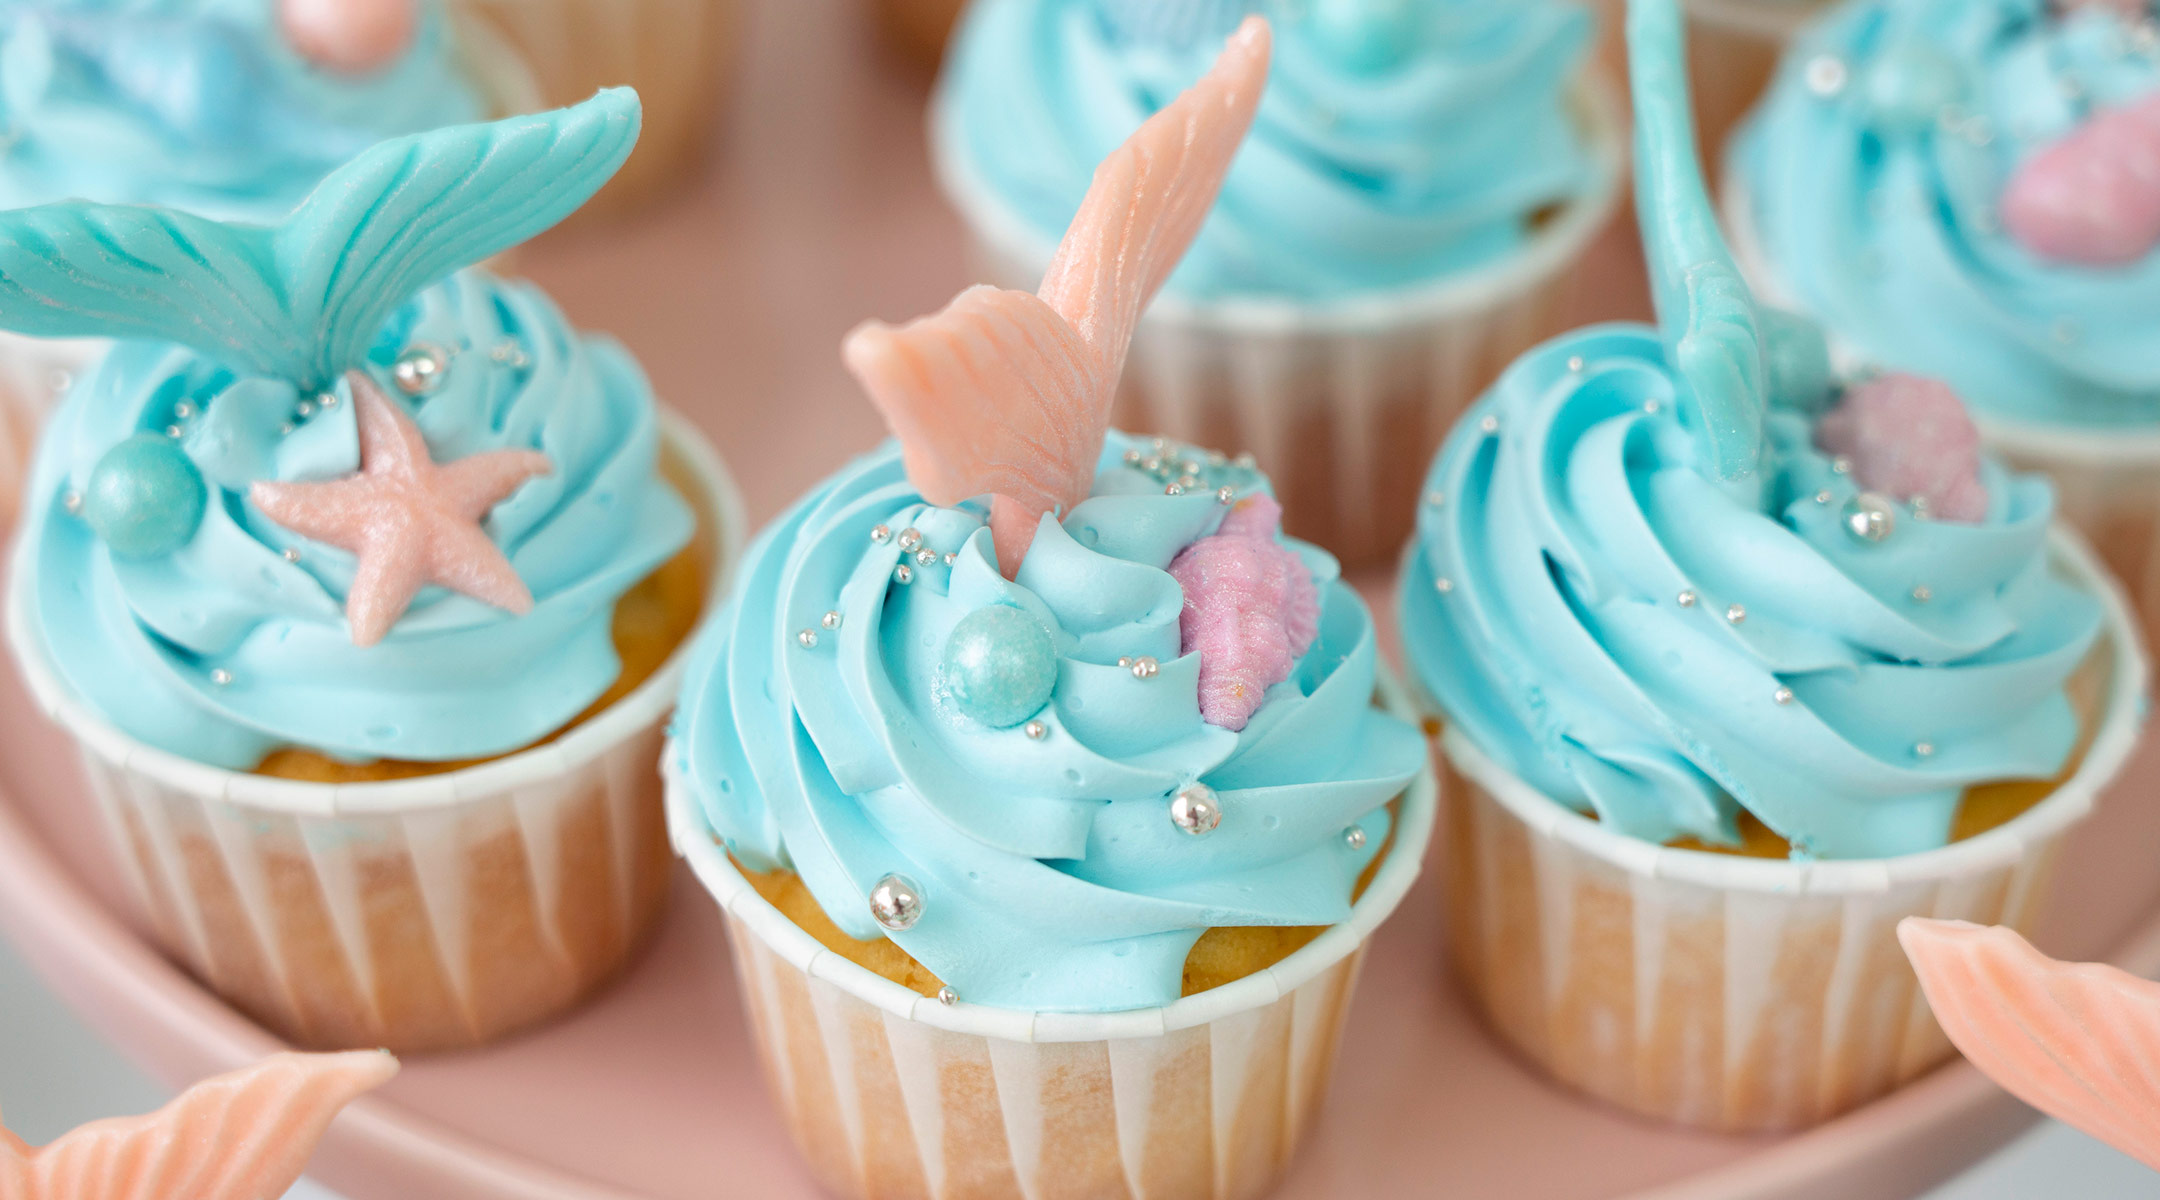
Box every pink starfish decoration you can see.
[0,1051,395,1200]
[1814,373,1989,523]
[279,0,418,74]
[252,372,552,647]
[2001,91,2160,267]
[1900,919,2160,1172]
[1168,494,1319,731]
[843,17,1272,578]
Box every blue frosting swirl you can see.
[676,435,1426,1012]
[936,0,1611,302]
[20,268,693,768]
[1399,325,2102,860]
[1733,0,2160,429]
[0,0,486,221]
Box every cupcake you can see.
[448,0,739,221]
[670,23,1433,1198]
[1729,0,2160,652]
[0,0,535,522]
[932,0,1624,565]
[1400,0,2146,1132]
[0,90,744,1053]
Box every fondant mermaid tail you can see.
[0,1051,397,1200]
[843,17,1271,576]
[1627,0,1772,481]
[1900,918,2160,1171]
[0,89,640,392]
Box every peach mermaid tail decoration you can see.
[280,0,418,73]
[0,1051,396,1200]
[843,17,1271,577]
[1169,494,1320,731]
[2001,91,2160,267]
[1899,918,2160,1171]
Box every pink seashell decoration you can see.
[1814,372,1989,523]
[0,1051,396,1200]
[844,18,1271,578]
[2001,91,2160,267]
[279,0,418,73]
[251,373,553,647]
[1899,918,2160,1172]
[1168,494,1320,731]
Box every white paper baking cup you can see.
[1436,528,2148,1133]
[667,673,1439,1200]
[932,75,1627,567]
[1725,173,2160,660]
[5,412,746,1054]
[448,0,739,220]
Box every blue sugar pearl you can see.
[944,604,1057,729]
[81,433,207,559]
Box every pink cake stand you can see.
[3,2,2158,1196]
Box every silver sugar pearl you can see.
[1479,415,1500,434]
[1141,456,1163,474]
[1216,486,1236,505]
[1207,450,1228,467]
[1118,656,1134,669]
[1814,490,1834,505]
[173,402,195,419]
[1233,452,1257,470]
[870,524,893,544]
[1165,483,1185,496]
[1130,655,1160,680]
[1843,492,1897,543]
[916,548,939,567]
[1024,719,1049,741]
[1344,826,1368,851]
[821,610,843,630]
[209,669,233,687]
[1773,687,1795,705]
[1566,356,1585,372]
[1805,54,1850,97]
[1912,585,1933,603]
[279,423,295,436]
[1426,491,1447,507]
[1831,456,1853,475]
[295,400,314,419]
[165,425,183,438]
[936,986,958,1006]
[62,491,82,515]
[1677,589,1697,607]
[896,527,924,552]
[869,874,925,931]
[1123,448,1144,466]
[1643,399,1662,415]
[797,628,819,649]
[282,547,301,563]
[1914,741,1937,759]
[317,391,339,410]
[1727,603,1748,624]
[1169,784,1223,836]
[893,564,914,585]
[391,344,449,396]
[1435,577,1455,594]
[943,552,957,566]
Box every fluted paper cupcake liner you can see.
[1725,174,2160,661]
[7,413,746,1054]
[668,675,1439,1200]
[450,0,739,220]
[932,77,1626,567]
[1437,530,2147,1133]
[0,332,103,526]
